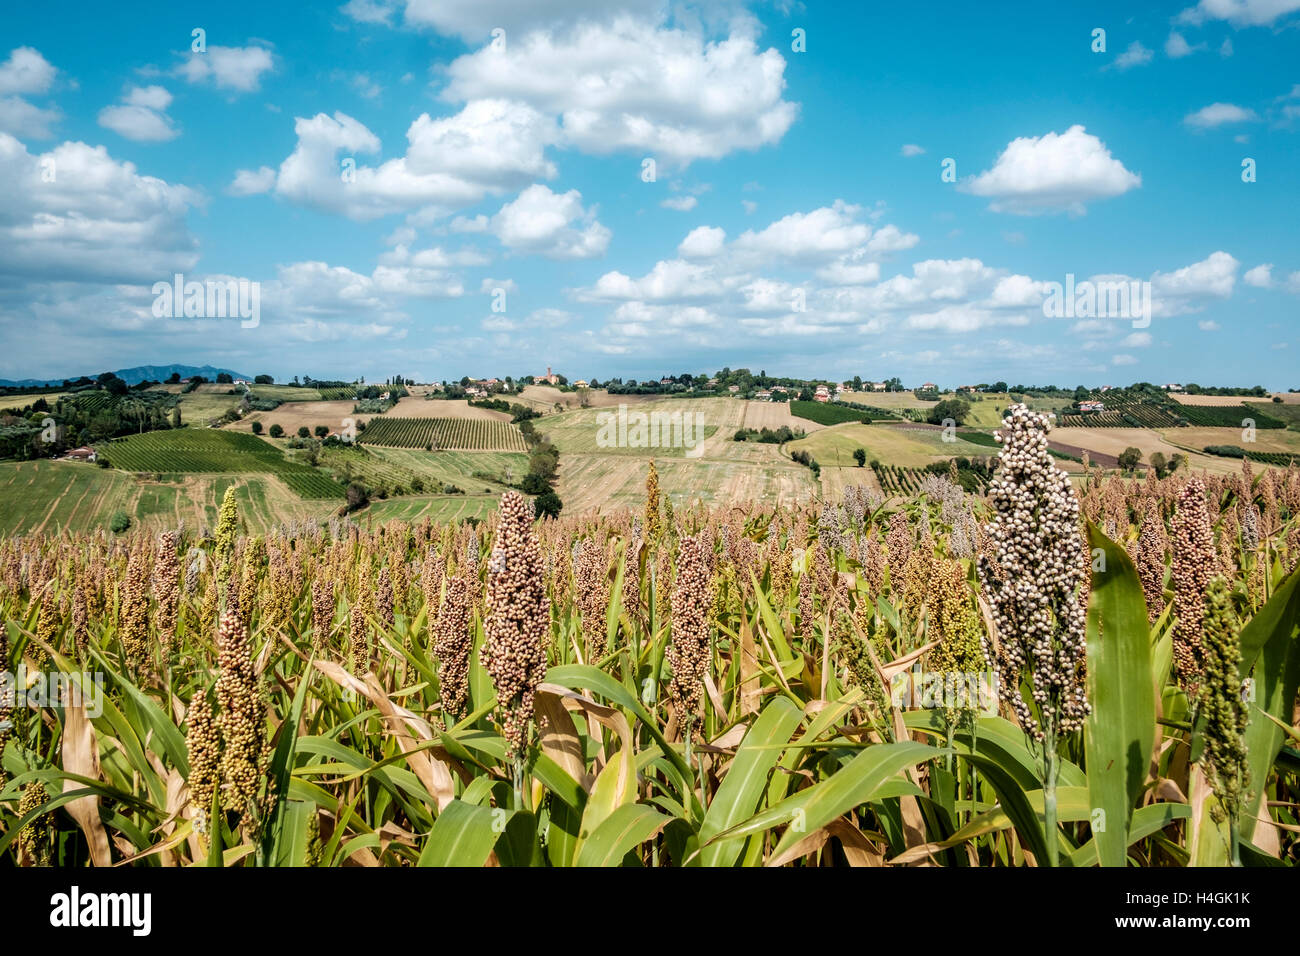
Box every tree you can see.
[927,398,970,426]
[853,447,867,467]
[314,425,329,438]
[167,372,181,384]
[1149,451,1169,478]
[345,482,369,513]
[254,374,274,385]
[170,406,181,429]
[269,423,284,438]
[251,421,263,435]
[217,372,233,384]
[1118,446,1142,473]
[520,473,551,494]
[534,490,563,520]
[296,426,310,438]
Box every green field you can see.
[100,428,344,498]
[318,445,527,494]
[0,461,336,536]
[788,422,996,471]
[358,417,528,451]
[249,384,325,402]
[788,401,874,426]
[541,398,731,457]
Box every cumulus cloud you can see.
[0,133,200,285]
[678,225,727,259]
[1177,0,1300,27]
[1112,353,1138,365]
[272,101,556,220]
[489,183,610,259]
[177,45,275,93]
[227,165,276,196]
[442,18,798,165]
[344,0,665,40]
[1113,41,1154,69]
[98,85,180,142]
[660,195,698,211]
[0,47,59,139]
[1244,263,1273,287]
[900,143,925,156]
[1184,102,1259,127]
[1165,32,1206,57]
[961,125,1140,215]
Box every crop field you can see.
[838,390,935,408]
[555,450,815,514]
[248,384,325,403]
[2,403,1296,871]
[1058,403,1185,428]
[317,445,527,495]
[542,398,735,458]
[234,401,367,436]
[99,429,345,499]
[358,417,528,451]
[1175,403,1285,429]
[741,399,822,432]
[789,400,876,426]
[788,423,996,471]
[1172,392,1289,405]
[0,390,69,410]
[402,397,512,420]
[0,461,335,536]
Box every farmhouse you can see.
[870,381,887,391]
[728,384,740,394]
[814,385,831,403]
[920,382,937,391]
[1163,383,1184,393]
[1079,400,1106,412]
[65,446,97,462]
[536,366,560,385]
[573,379,589,389]
[754,389,772,401]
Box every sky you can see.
[1,0,1298,388]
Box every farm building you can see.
[65,446,97,462]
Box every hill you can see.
[0,362,252,388]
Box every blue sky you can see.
[1,0,1298,387]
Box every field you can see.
[838,390,934,408]
[232,400,367,436]
[1172,392,1291,405]
[2,422,1295,870]
[0,460,334,535]
[0,390,69,410]
[788,423,996,470]
[358,417,528,451]
[789,400,875,426]
[741,400,823,432]
[1175,403,1285,429]
[319,445,528,495]
[542,398,732,458]
[399,397,512,420]
[100,429,345,498]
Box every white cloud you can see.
[961,125,1140,215]
[733,200,871,262]
[1184,102,1259,127]
[1199,320,1221,330]
[1151,251,1238,302]
[0,47,57,95]
[228,165,277,196]
[1287,270,1300,293]
[489,183,610,259]
[1112,353,1138,366]
[1165,32,1206,57]
[0,133,200,285]
[900,143,925,157]
[1114,41,1154,68]
[0,47,59,139]
[98,85,179,142]
[1244,263,1273,287]
[678,225,726,259]
[0,96,60,139]
[741,199,757,214]
[443,17,798,165]
[584,258,730,303]
[272,101,556,220]
[177,45,275,93]
[1121,331,1153,347]
[1178,0,1300,27]
[660,195,698,211]
[346,0,665,40]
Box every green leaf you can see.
[698,697,804,867]
[1084,522,1157,867]
[1236,565,1300,842]
[418,800,509,867]
[575,804,672,867]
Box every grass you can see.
[358,417,528,451]
[0,460,335,535]
[787,423,995,470]
[541,398,734,457]
[100,428,344,499]
[788,401,873,426]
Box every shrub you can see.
[251,421,263,435]
[109,511,131,533]
[269,424,284,438]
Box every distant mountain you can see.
[0,363,253,388]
